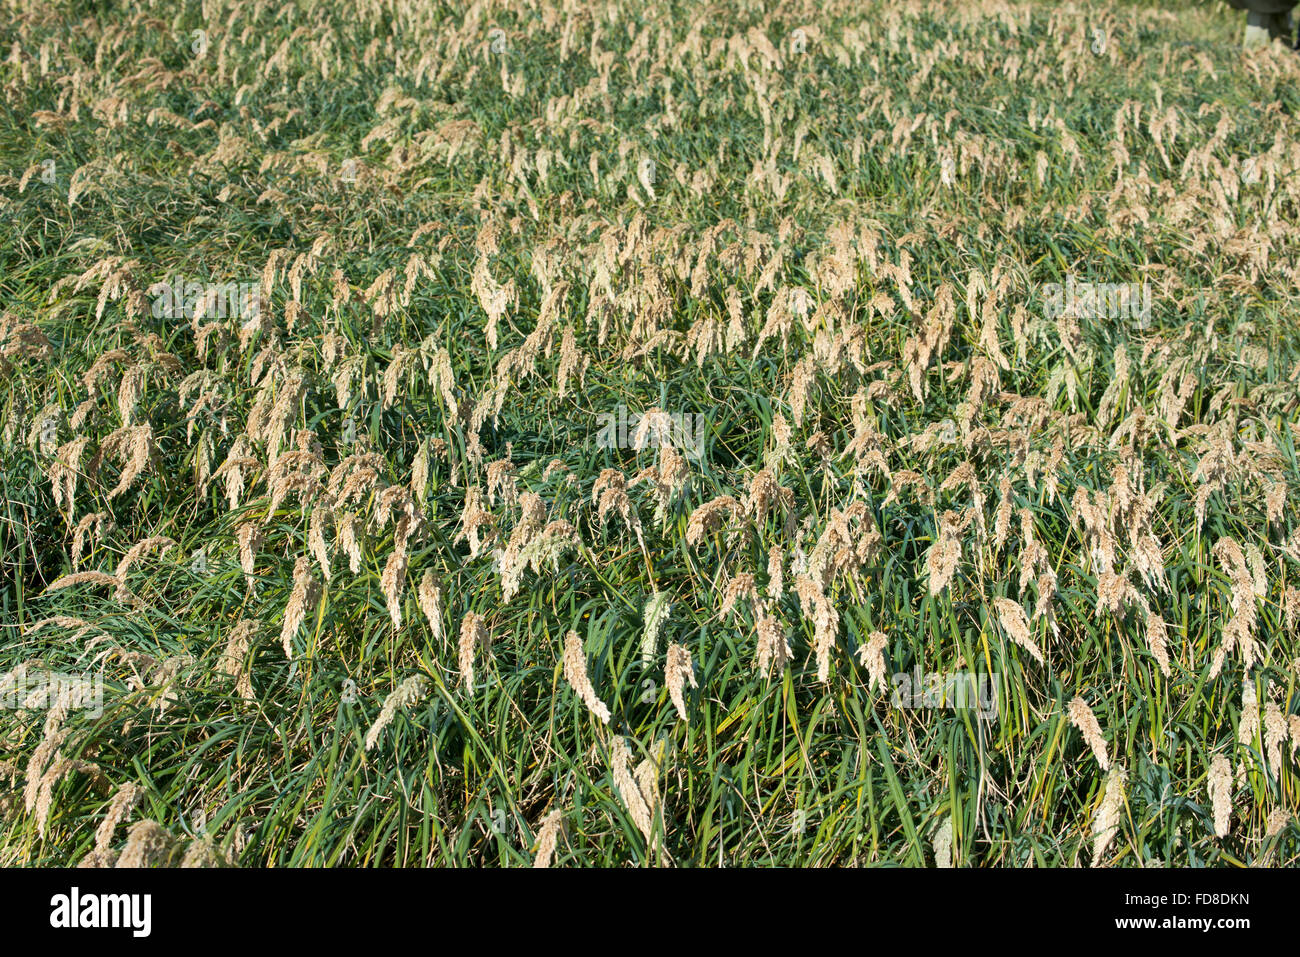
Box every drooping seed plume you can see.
[664,642,697,722]
[562,630,610,724]
[1069,696,1110,771]
[364,675,429,751]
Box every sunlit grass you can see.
[0,0,1298,867]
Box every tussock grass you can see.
[0,0,1299,867]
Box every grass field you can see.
[1,0,1299,867]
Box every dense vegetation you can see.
[1,0,1298,866]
